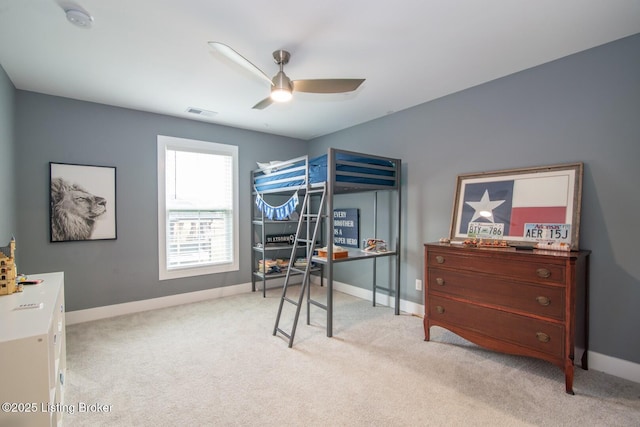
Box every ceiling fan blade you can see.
[292,79,365,94]
[208,41,274,86]
[252,96,274,110]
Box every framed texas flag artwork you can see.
[449,163,583,250]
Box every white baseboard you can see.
[66,282,252,325]
[66,276,303,325]
[67,278,639,384]
[587,350,640,384]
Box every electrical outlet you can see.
[415,279,423,291]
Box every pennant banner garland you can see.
[255,191,299,220]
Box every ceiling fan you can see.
[208,42,365,110]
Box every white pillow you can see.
[257,161,283,174]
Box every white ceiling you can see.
[1,1,639,140]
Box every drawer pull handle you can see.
[536,332,550,343]
[536,296,551,306]
[435,305,445,314]
[436,277,445,286]
[435,256,445,264]
[536,268,551,278]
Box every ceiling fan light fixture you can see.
[271,87,292,102]
[270,71,293,102]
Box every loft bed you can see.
[251,148,402,341]
[253,151,398,194]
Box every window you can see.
[157,135,239,280]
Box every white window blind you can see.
[158,136,239,280]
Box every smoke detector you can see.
[65,9,93,28]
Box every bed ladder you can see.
[273,183,326,347]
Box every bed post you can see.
[326,148,335,337]
[395,158,402,315]
[372,192,378,307]
[250,169,257,294]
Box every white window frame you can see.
[157,135,239,280]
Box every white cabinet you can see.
[0,272,66,426]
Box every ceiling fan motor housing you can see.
[272,71,292,91]
[270,50,293,102]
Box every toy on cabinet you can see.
[0,237,21,295]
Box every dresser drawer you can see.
[428,295,565,358]
[428,268,565,320]
[427,249,566,285]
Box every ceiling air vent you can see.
[186,107,217,118]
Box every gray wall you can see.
[14,92,306,311]
[0,65,16,242]
[309,34,640,364]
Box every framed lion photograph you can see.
[49,162,117,242]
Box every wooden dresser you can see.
[423,243,589,394]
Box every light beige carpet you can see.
[63,285,640,426]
